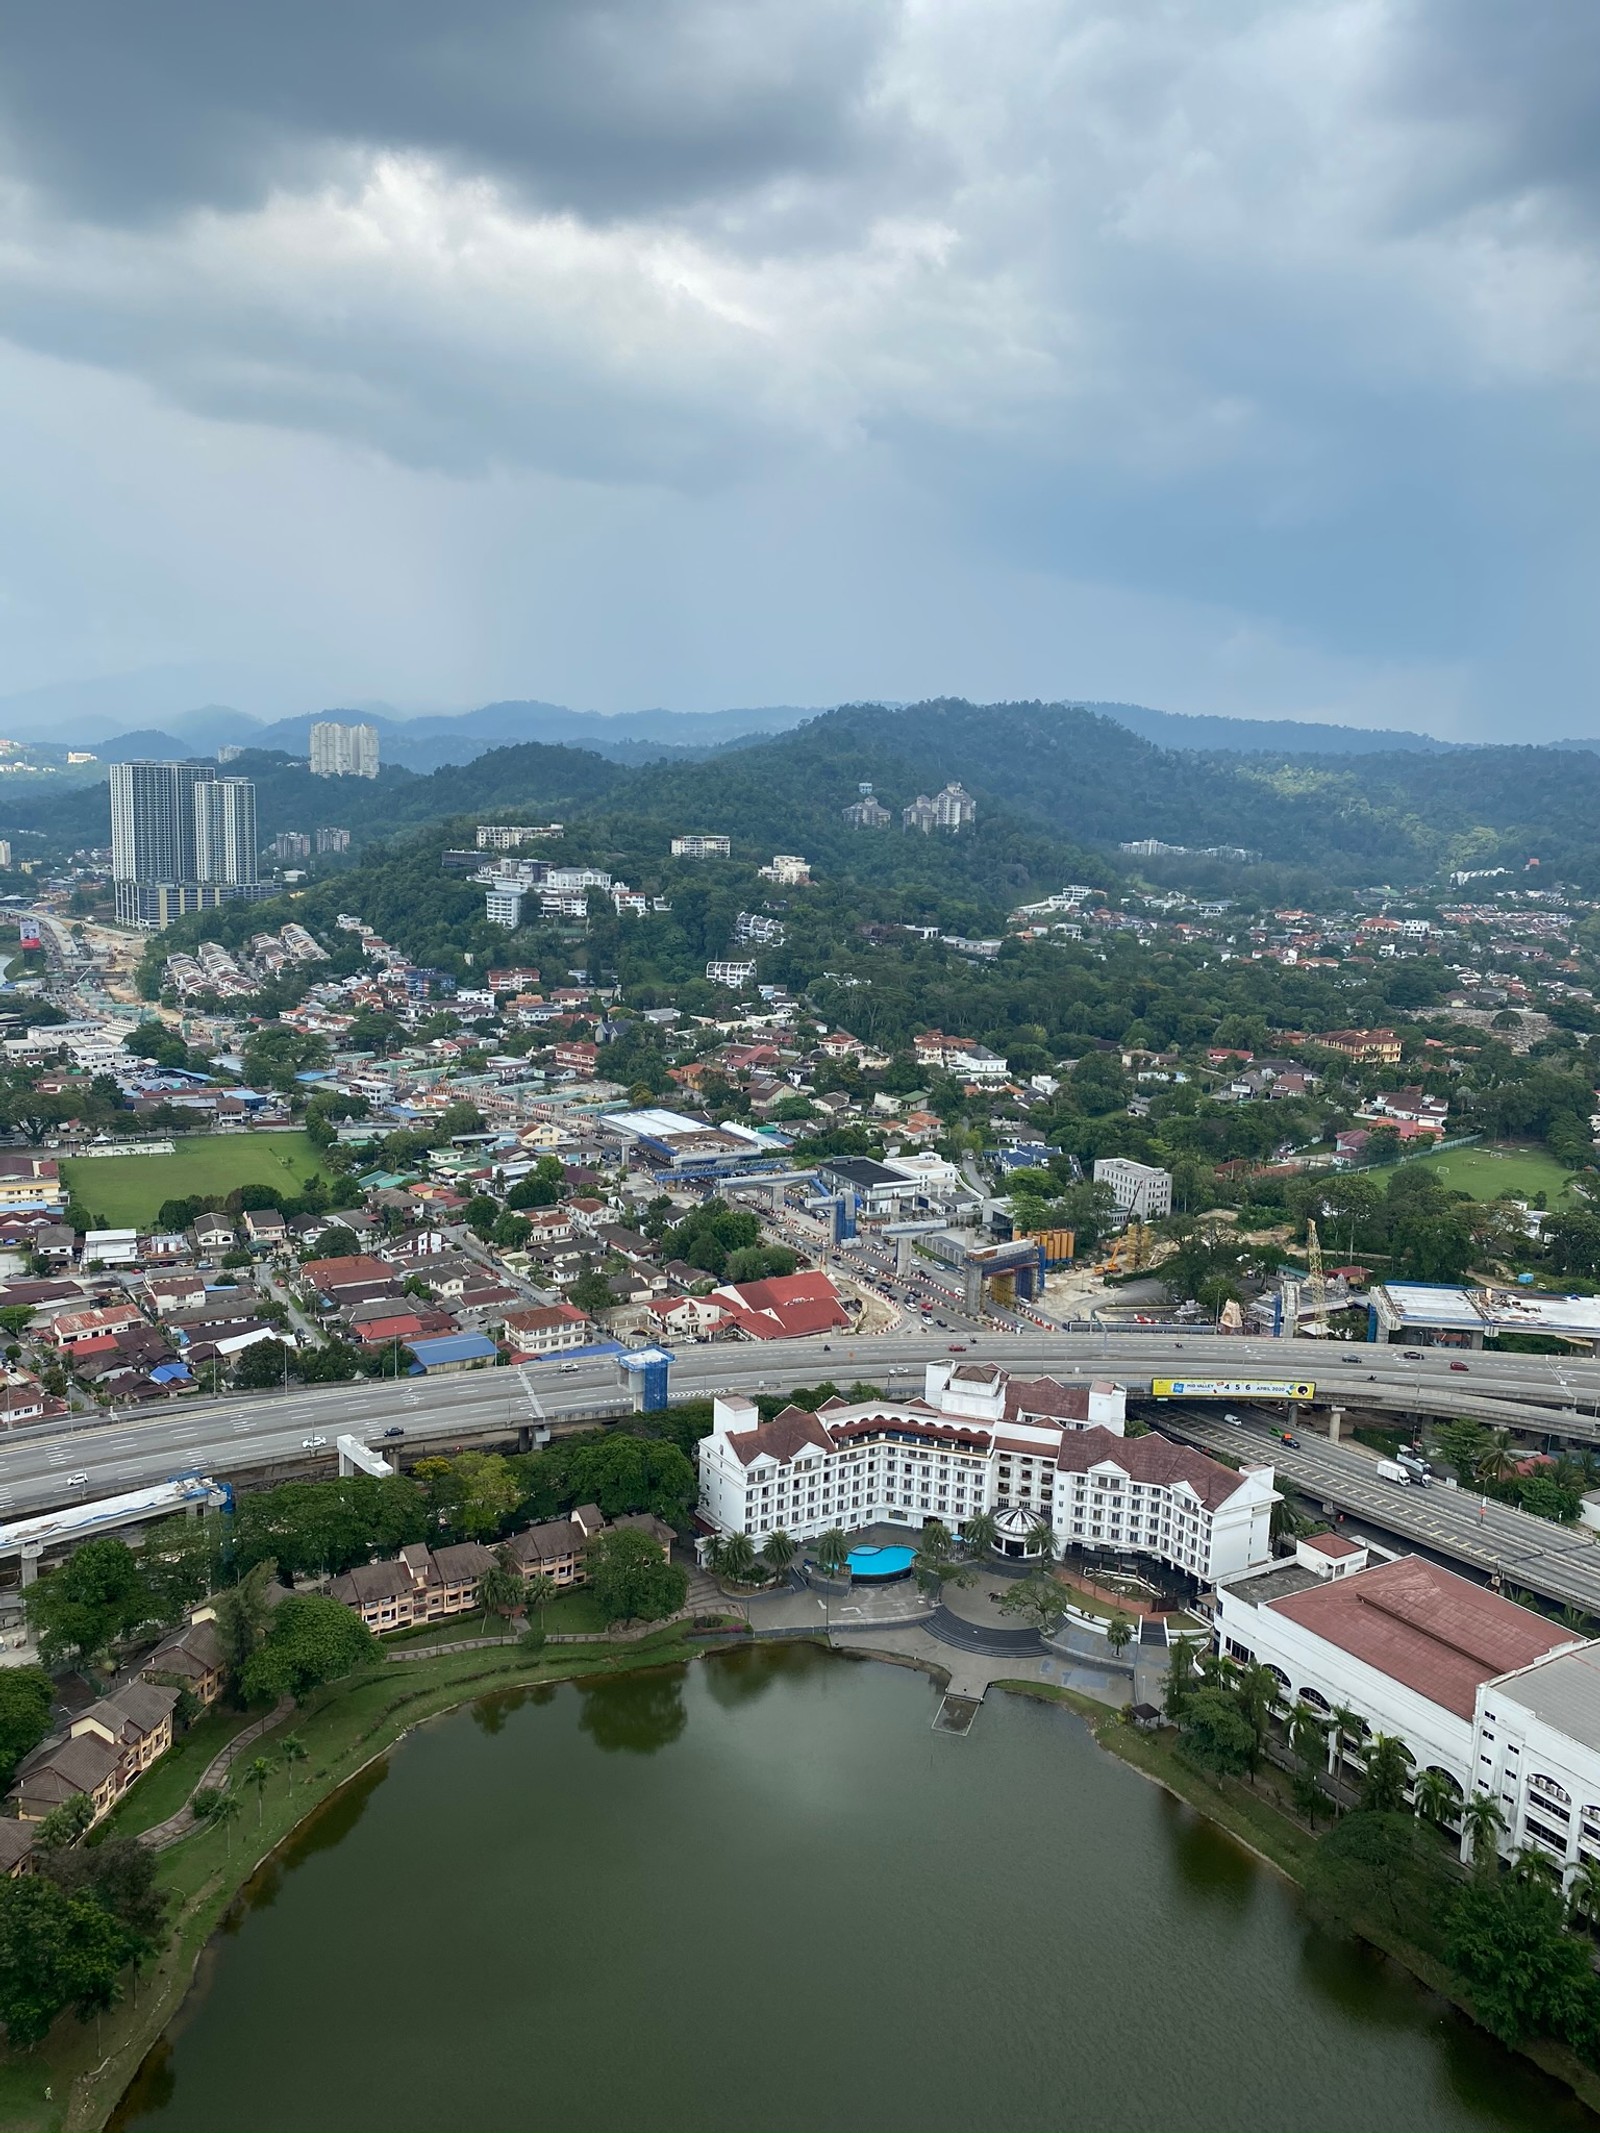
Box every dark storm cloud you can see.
[0,0,907,225]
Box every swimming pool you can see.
[846,1544,916,1581]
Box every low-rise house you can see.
[504,1507,605,1587]
[11,1681,179,1825]
[50,1303,147,1349]
[243,1207,289,1248]
[0,1822,34,1877]
[502,1303,592,1356]
[141,1614,226,1707]
[330,1539,498,1633]
[190,1213,237,1255]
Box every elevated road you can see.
[2,1328,1600,1546]
[1160,1404,1600,1619]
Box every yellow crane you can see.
[1305,1218,1330,1338]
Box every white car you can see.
[301,1435,328,1450]
[65,1471,89,1487]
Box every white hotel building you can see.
[696,1361,1278,1585]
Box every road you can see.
[9,1322,1600,1604]
[1159,1402,1600,1619]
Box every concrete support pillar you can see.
[963,1261,984,1316]
[894,1234,915,1279]
[1328,1406,1343,1445]
[19,1547,40,1589]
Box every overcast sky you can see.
[1,0,1597,736]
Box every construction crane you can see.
[1305,1219,1330,1338]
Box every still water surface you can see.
[115,1648,1597,2133]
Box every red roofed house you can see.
[708,1270,851,1341]
[1215,1546,1577,1810]
[502,1303,592,1356]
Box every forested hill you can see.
[649,700,1600,888]
[10,694,1600,895]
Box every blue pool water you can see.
[846,1544,916,1581]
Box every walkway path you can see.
[139,1696,294,1851]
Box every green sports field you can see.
[61,1132,328,1229]
[1404,1141,1580,1206]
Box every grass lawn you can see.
[107,1705,258,1838]
[1404,1140,1580,1206]
[61,1131,327,1229]
[541,1587,610,1634]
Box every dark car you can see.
[381,1426,405,1439]
[1280,1431,1300,1447]
[1449,1360,1469,1373]
[1402,1350,1423,1359]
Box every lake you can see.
[113,1646,1597,2133]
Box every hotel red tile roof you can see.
[1054,1427,1256,1512]
[1267,1557,1572,1719]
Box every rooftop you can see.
[1489,1642,1600,1752]
[1268,1556,1573,1720]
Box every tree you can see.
[1361,1733,1415,1815]
[568,1270,616,1315]
[243,1754,274,1825]
[759,1530,796,1579]
[1163,1635,1199,1721]
[1412,1767,1460,1831]
[210,1789,242,1855]
[962,1511,998,1555]
[523,1574,557,1631]
[1178,1688,1257,1777]
[815,1529,850,1578]
[0,1667,53,1787]
[233,1337,294,1391]
[417,1452,520,1540]
[35,1796,96,1853]
[1446,1874,1599,2047]
[39,1833,166,1954]
[585,1527,687,1625]
[213,1558,280,1690]
[1105,1613,1134,1662]
[1026,1520,1056,1561]
[477,1555,525,1636]
[1460,1789,1509,1874]
[240,1595,377,1704]
[0,1875,138,2049]
[718,1533,758,1584]
[279,1735,308,1791]
[25,1538,153,1670]
[1306,1811,1454,1946]
[998,1569,1068,1635]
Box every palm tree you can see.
[477,1556,525,1637]
[815,1529,850,1579]
[1412,1766,1458,1831]
[1105,1612,1134,1662]
[524,1573,557,1631]
[720,1533,758,1585]
[921,1520,953,1557]
[1474,1431,1516,1490]
[1026,1519,1056,1561]
[1560,1603,1593,1637]
[1360,1733,1414,1814]
[1163,1634,1199,1721]
[279,1735,308,1791]
[1328,1703,1363,1781]
[963,1511,998,1556]
[703,1533,728,1577]
[210,1790,242,1855]
[760,1530,797,1580]
[1460,1789,1507,1873]
[1510,1846,1563,1891]
[1566,1854,1600,1931]
[244,1756,274,1826]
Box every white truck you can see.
[1375,1459,1411,1486]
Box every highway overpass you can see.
[3,1331,1600,1601]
